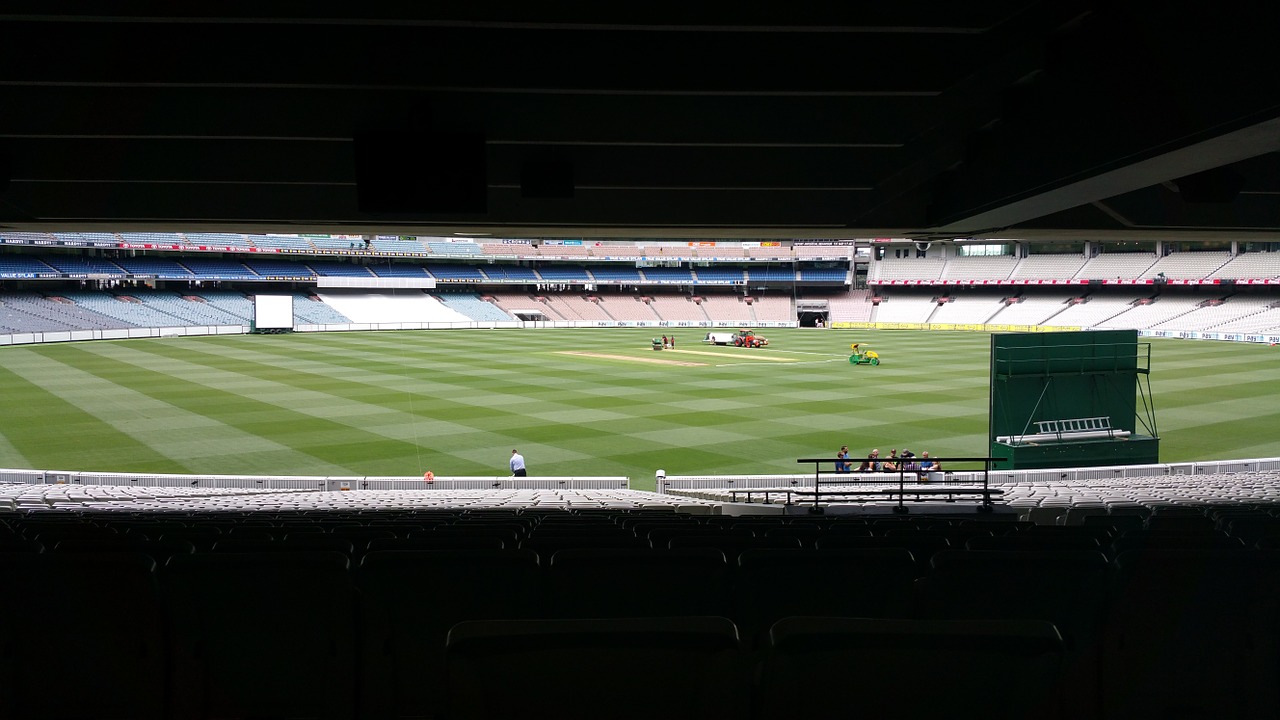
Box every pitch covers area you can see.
[0,328,1276,491]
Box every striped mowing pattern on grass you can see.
[0,329,1278,492]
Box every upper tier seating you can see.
[536,266,592,282]
[1008,253,1088,280]
[873,255,945,282]
[940,255,1019,281]
[41,256,127,276]
[182,258,260,280]
[114,257,196,279]
[640,267,694,283]
[1142,251,1232,280]
[307,261,376,277]
[1211,252,1280,280]
[369,236,429,255]
[1078,253,1158,281]
[242,260,316,279]
[426,241,482,256]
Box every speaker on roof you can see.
[355,131,487,214]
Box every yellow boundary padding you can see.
[830,322,1082,333]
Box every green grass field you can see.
[0,328,1277,491]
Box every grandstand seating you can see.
[693,267,745,284]
[308,236,363,252]
[182,258,261,280]
[0,255,58,277]
[486,292,559,320]
[435,293,513,321]
[827,289,874,322]
[927,293,1005,324]
[52,232,119,245]
[750,295,793,322]
[988,293,1076,326]
[308,261,376,277]
[870,292,936,323]
[1008,253,1088,280]
[250,235,317,252]
[539,243,592,258]
[595,294,660,321]
[57,291,188,327]
[426,264,486,282]
[1044,294,1141,328]
[41,256,127,276]
[113,257,196,279]
[545,294,612,321]
[1078,253,1158,281]
[242,259,316,279]
[368,263,432,278]
[370,236,428,255]
[1195,302,1280,333]
[797,267,847,282]
[1095,295,1206,329]
[941,255,1019,281]
[480,265,539,282]
[744,267,795,282]
[872,255,945,282]
[640,267,694,283]
[0,292,115,332]
[589,266,643,283]
[426,241,483,256]
[536,265,592,282]
[183,233,249,247]
[1142,250,1232,280]
[6,476,1280,719]
[698,294,752,323]
[1212,251,1280,280]
[649,295,709,323]
[795,244,852,259]
[291,294,353,324]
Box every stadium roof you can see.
[0,2,1277,240]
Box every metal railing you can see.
[793,456,1006,514]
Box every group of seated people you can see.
[833,446,942,481]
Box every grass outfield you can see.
[0,328,1277,492]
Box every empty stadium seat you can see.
[445,616,747,720]
[757,616,1065,720]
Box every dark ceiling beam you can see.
[0,86,931,146]
[4,138,892,189]
[0,23,978,93]
[0,2,1034,32]
[0,181,874,229]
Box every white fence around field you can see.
[0,469,631,492]
[657,457,1280,494]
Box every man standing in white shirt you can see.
[510,449,527,477]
